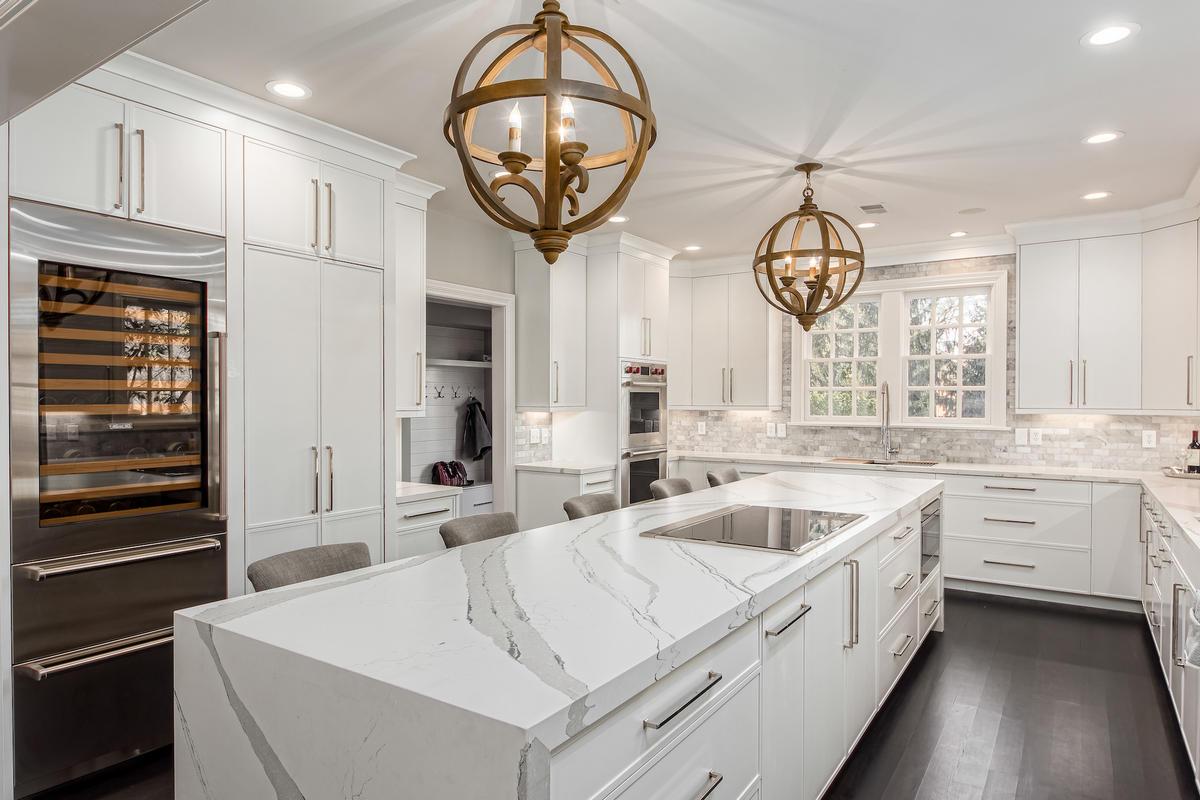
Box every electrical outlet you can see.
[1143,430,1158,449]
[698,421,707,435]
[1014,428,1029,445]
[766,422,776,437]
[1029,428,1043,445]
[776,423,787,438]
[529,428,541,444]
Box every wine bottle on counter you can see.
[1189,430,1200,474]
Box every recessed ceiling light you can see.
[609,215,628,223]
[1081,23,1139,47]
[1082,191,1112,200]
[856,221,877,229]
[1084,130,1124,145]
[949,231,968,238]
[266,80,311,99]
[958,207,986,215]
[684,245,702,252]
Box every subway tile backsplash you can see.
[669,254,1200,473]
[515,412,553,464]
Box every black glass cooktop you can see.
[641,505,866,554]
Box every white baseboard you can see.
[945,578,1143,614]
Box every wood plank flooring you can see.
[27,591,1199,800]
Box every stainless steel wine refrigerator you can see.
[8,199,228,797]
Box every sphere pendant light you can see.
[443,1,656,264]
[752,163,866,330]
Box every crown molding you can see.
[585,232,679,261]
[865,234,1015,267]
[393,173,444,204]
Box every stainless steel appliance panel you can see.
[12,534,225,663]
[620,360,667,450]
[13,629,174,798]
[921,496,941,580]
[621,447,667,506]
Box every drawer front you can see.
[918,569,942,641]
[581,471,618,495]
[385,525,447,562]
[877,511,921,564]
[939,474,1090,504]
[396,496,457,532]
[551,622,759,800]
[944,496,1091,547]
[877,532,920,631]
[877,595,919,700]
[613,676,760,800]
[12,535,225,663]
[944,536,1091,594]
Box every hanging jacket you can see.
[462,396,492,461]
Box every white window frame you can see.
[791,271,1008,430]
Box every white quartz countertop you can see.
[514,460,616,475]
[395,481,462,502]
[178,471,940,767]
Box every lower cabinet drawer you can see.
[384,525,446,562]
[939,474,1091,504]
[550,622,759,800]
[877,595,919,700]
[944,536,1090,594]
[877,533,920,630]
[581,471,618,495]
[396,497,457,532]
[613,676,760,800]
[918,570,942,641]
[943,496,1090,547]
[877,511,921,565]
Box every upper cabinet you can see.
[394,198,427,416]
[1018,234,1141,412]
[668,276,693,407]
[1142,222,1199,412]
[516,247,588,410]
[244,138,384,267]
[617,254,670,361]
[10,83,224,235]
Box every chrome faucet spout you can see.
[880,381,898,461]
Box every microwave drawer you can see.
[12,534,226,663]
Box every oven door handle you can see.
[624,447,668,458]
[15,537,223,581]
[625,381,667,389]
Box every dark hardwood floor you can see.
[26,592,1199,800]
[827,590,1200,800]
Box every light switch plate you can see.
[698,421,707,435]
[776,423,787,438]
[1014,427,1029,445]
[529,428,541,444]
[766,423,777,437]
[1143,430,1157,449]
[1029,428,1043,445]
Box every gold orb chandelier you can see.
[443,0,656,264]
[752,163,866,330]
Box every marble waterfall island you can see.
[174,471,942,800]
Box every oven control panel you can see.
[621,361,667,381]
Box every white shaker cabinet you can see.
[516,248,588,410]
[1078,235,1141,410]
[668,276,693,407]
[690,275,731,406]
[1017,240,1079,410]
[1142,221,1199,411]
[11,83,224,235]
[843,538,879,750]
[802,561,847,800]
[613,252,670,362]
[320,162,385,268]
[394,200,427,415]
[760,586,808,800]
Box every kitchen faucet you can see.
[880,381,900,462]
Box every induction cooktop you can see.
[640,505,866,554]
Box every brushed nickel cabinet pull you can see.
[311,178,320,249]
[16,538,222,581]
[642,671,723,730]
[1068,359,1074,405]
[324,181,333,251]
[924,598,943,617]
[983,517,1036,526]
[890,634,915,658]
[15,629,173,681]
[1189,356,1195,406]
[984,559,1035,569]
[693,772,724,800]
[553,361,560,404]
[403,507,451,520]
[721,368,726,403]
[312,446,320,515]
[1081,359,1087,406]
[891,572,914,591]
[729,368,734,404]
[892,525,916,541]
[135,128,146,214]
[113,122,125,209]
[416,352,424,406]
[766,604,811,638]
[1149,609,1160,627]
[1150,553,1161,569]
[983,485,1036,492]
[326,445,334,512]
[585,479,610,487]
[1173,584,1187,667]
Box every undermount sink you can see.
[827,458,940,467]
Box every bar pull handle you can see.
[766,604,810,639]
[403,508,451,520]
[324,181,333,251]
[984,559,1035,570]
[1068,359,1074,405]
[890,634,915,658]
[853,560,861,645]
[983,517,1037,526]
[135,128,146,214]
[415,352,424,406]
[326,445,334,512]
[15,630,173,681]
[642,671,723,730]
[1081,359,1087,406]
[891,572,914,591]
[1149,609,1160,628]
[721,367,726,403]
[892,524,916,541]
[311,178,320,250]
[1188,356,1194,406]
[585,478,610,487]
[729,368,734,404]
[16,538,222,581]
[924,598,943,617]
[983,485,1036,492]
[1173,583,1187,667]
[647,317,652,357]
[553,361,560,404]
[312,446,320,515]
[208,331,228,521]
[113,122,125,209]
[692,772,724,800]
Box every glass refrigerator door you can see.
[37,262,208,526]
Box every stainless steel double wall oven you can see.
[619,360,668,505]
[9,200,228,797]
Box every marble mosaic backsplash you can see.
[669,254,1200,473]
[515,411,553,464]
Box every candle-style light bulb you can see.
[508,103,522,153]
[560,96,576,142]
[783,256,794,278]
[808,256,819,280]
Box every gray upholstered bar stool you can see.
[706,466,742,487]
[563,492,619,520]
[247,542,371,592]
[439,511,519,548]
[649,477,693,500]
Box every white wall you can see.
[425,208,514,294]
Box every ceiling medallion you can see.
[443,1,656,263]
[752,163,866,331]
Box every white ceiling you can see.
[135,0,1200,260]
